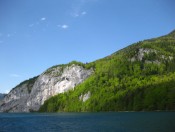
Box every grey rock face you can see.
[79,91,91,102]
[130,48,173,63]
[0,93,6,106]
[0,64,93,112]
[0,84,30,112]
[130,48,157,62]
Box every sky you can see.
[0,0,175,93]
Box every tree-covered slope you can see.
[39,30,175,112]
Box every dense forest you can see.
[39,30,175,112]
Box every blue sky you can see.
[0,0,175,93]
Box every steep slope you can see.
[40,30,175,112]
[0,63,93,112]
[0,93,6,100]
[0,76,38,112]
[0,93,6,106]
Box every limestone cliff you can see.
[0,64,93,112]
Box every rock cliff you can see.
[0,64,93,112]
[0,93,6,106]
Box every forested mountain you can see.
[1,30,175,112]
[39,30,175,112]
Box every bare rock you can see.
[0,64,93,112]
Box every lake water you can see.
[0,112,174,132]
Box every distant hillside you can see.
[0,93,6,106]
[0,94,6,100]
[40,30,175,112]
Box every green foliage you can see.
[39,30,175,112]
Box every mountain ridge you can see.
[1,30,175,112]
[0,64,93,112]
[39,30,175,112]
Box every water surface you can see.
[0,112,174,132]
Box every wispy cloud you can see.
[10,74,21,78]
[71,11,87,17]
[5,90,10,94]
[29,24,34,27]
[57,24,69,29]
[81,11,87,15]
[71,13,80,17]
[7,34,11,37]
[71,0,97,17]
[40,17,46,21]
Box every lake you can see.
[0,112,174,132]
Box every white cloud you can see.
[5,90,10,94]
[7,34,11,37]
[57,24,69,29]
[62,25,69,29]
[71,0,85,17]
[71,11,87,17]
[40,17,46,21]
[70,0,97,17]
[10,74,21,77]
[81,11,87,15]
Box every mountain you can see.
[0,93,6,106]
[1,30,175,112]
[39,30,175,112]
[0,63,92,112]
[0,93,6,100]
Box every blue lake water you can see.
[0,112,174,132]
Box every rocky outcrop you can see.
[130,48,157,62]
[79,91,91,102]
[130,48,173,63]
[0,84,30,112]
[0,64,93,112]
